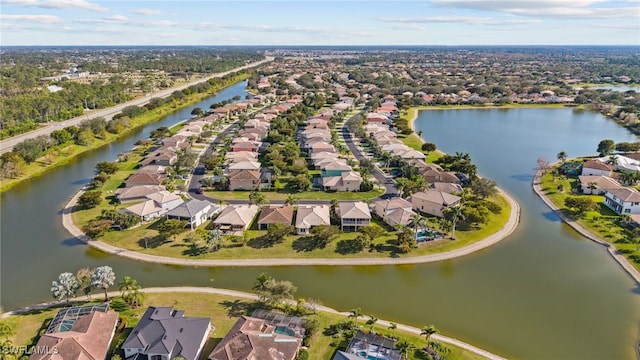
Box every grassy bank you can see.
[538,168,640,271]
[0,73,249,194]
[0,291,488,360]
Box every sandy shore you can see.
[1,286,506,360]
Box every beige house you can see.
[228,169,261,191]
[578,175,622,195]
[257,205,294,230]
[373,197,417,228]
[122,190,183,221]
[30,308,118,360]
[409,190,461,218]
[295,204,331,235]
[213,204,259,232]
[322,171,363,192]
[337,201,371,232]
[115,185,165,203]
[208,316,302,360]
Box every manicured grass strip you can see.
[0,291,489,360]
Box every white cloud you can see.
[0,14,62,23]
[432,0,639,19]
[134,8,163,16]
[102,14,128,22]
[380,16,541,26]
[3,0,108,12]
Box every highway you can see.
[0,57,273,155]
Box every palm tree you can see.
[51,272,79,304]
[395,339,416,360]
[395,178,409,198]
[443,206,465,240]
[556,151,568,163]
[380,152,392,170]
[249,191,268,207]
[388,322,398,339]
[587,181,598,194]
[411,214,427,239]
[348,307,363,328]
[366,315,378,333]
[284,194,299,206]
[420,325,439,346]
[118,276,138,297]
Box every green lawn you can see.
[398,134,441,163]
[538,170,640,271]
[204,188,385,201]
[0,291,489,360]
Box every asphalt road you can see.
[341,111,398,199]
[0,57,274,155]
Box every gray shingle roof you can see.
[166,199,213,219]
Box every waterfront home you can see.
[123,190,184,221]
[141,146,178,166]
[295,204,331,235]
[373,197,417,228]
[596,155,640,173]
[257,204,294,230]
[30,305,118,360]
[332,330,401,360]
[213,204,260,232]
[581,159,613,177]
[208,316,302,360]
[431,182,464,194]
[122,306,212,360]
[124,172,166,187]
[322,171,363,192]
[578,175,623,195]
[603,188,640,214]
[137,164,167,174]
[227,169,261,190]
[162,134,188,149]
[366,113,388,124]
[409,190,461,218]
[337,201,371,232]
[115,184,166,203]
[165,199,218,229]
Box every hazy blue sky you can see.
[1,0,639,45]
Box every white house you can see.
[165,199,217,229]
[581,159,613,177]
[295,204,331,235]
[603,188,640,214]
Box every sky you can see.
[1,0,639,46]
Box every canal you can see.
[2,86,639,359]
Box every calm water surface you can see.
[2,99,639,359]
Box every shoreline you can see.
[531,170,640,284]
[0,286,507,360]
[60,103,521,266]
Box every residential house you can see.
[308,141,336,154]
[366,113,388,124]
[321,160,352,177]
[603,188,640,214]
[231,141,260,153]
[431,182,464,194]
[142,146,178,167]
[295,204,331,235]
[581,159,613,176]
[228,169,261,191]
[256,205,294,230]
[226,160,261,172]
[121,306,212,360]
[332,331,401,360]
[123,191,184,221]
[337,201,371,232]
[322,171,363,192]
[208,316,302,360]
[373,197,417,228]
[124,172,165,188]
[578,175,623,195]
[166,199,218,229]
[213,204,260,232]
[115,185,165,203]
[137,164,167,175]
[30,307,118,360]
[409,190,462,217]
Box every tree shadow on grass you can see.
[182,244,209,256]
[219,299,261,317]
[137,235,168,249]
[292,236,322,252]
[335,239,363,254]
[247,235,274,249]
